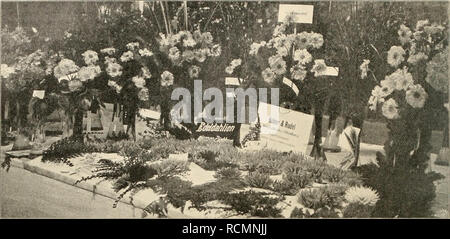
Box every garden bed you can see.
[13,136,379,218]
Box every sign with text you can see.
[278,4,314,24]
[192,122,239,139]
[258,102,314,154]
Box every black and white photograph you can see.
[0,0,448,223]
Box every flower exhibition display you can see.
[1,1,448,219]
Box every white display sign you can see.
[32,90,45,99]
[278,4,314,24]
[258,102,314,154]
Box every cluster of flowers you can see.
[2,49,59,92]
[158,30,221,83]
[226,22,328,84]
[53,50,102,93]
[100,43,152,102]
[367,20,445,120]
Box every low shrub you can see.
[297,183,348,210]
[150,159,190,179]
[323,167,348,183]
[290,206,340,218]
[245,172,273,189]
[214,167,242,180]
[342,203,375,218]
[221,191,283,218]
[271,180,296,196]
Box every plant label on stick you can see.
[225,77,241,86]
[32,90,45,99]
[278,4,314,24]
[282,77,299,95]
[319,67,339,77]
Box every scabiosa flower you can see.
[344,186,380,206]
[188,65,201,79]
[100,47,116,55]
[77,65,101,82]
[106,62,123,78]
[132,76,146,88]
[53,59,79,79]
[126,42,140,51]
[398,24,412,45]
[138,88,149,101]
[201,32,214,46]
[293,32,310,49]
[262,68,276,84]
[81,50,99,65]
[182,50,195,62]
[390,68,413,91]
[406,84,427,108]
[276,46,289,57]
[139,48,153,57]
[293,49,312,65]
[161,71,174,87]
[68,79,83,92]
[382,98,400,119]
[194,49,206,63]
[309,32,324,49]
[360,59,370,79]
[407,52,428,65]
[120,51,134,62]
[311,59,327,77]
[290,64,307,81]
[270,57,287,75]
[387,46,405,67]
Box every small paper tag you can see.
[32,90,45,99]
[278,4,314,24]
[282,77,299,95]
[225,77,240,86]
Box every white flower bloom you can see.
[225,66,234,75]
[161,71,174,87]
[77,65,101,82]
[100,47,116,55]
[104,56,117,64]
[81,50,99,65]
[311,59,327,77]
[138,88,149,101]
[1,64,15,78]
[387,46,405,67]
[407,52,428,65]
[126,42,140,51]
[398,24,412,45]
[293,49,313,65]
[406,84,428,108]
[415,20,430,31]
[54,59,80,79]
[183,37,197,48]
[262,68,276,84]
[273,24,286,36]
[202,32,214,46]
[120,51,134,62]
[290,64,307,81]
[345,186,380,206]
[293,32,310,49]
[182,50,195,62]
[139,48,153,57]
[188,65,201,79]
[106,62,123,78]
[382,98,400,119]
[309,32,324,49]
[390,68,414,91]
[249,42,263,56]
[360,59,370,79]
[269,57,287,75]
[210,44,222,57]
[132,76,146,88]
[230,59,242,68]
[168,47,181,62]
[141,67,152,79]
[194,49,206,63]
[276,46,289,57]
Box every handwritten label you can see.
[278,4,314,24]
